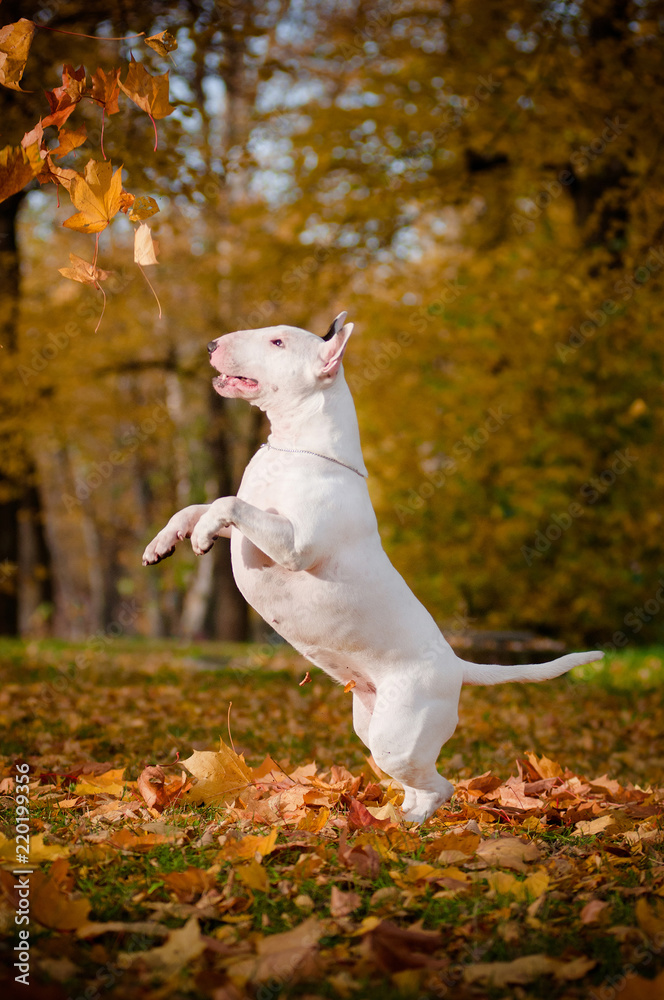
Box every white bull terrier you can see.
[143,312,603,822]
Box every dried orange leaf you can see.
[50,125,87,159]
[118,57,174,119]
[43,65,86,129]
[63,159,123,234]
[21,121,44,149]
[129,195,159,222]
[31,870,92,931]
[145,30,178,58]
[0,18,35,92]
[90,66,121,114]
[344,679,356,693]
[0,142,42,203]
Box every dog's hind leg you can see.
[351,686,376,749]
[367,691,459,823]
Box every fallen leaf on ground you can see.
[31,868,92,930]
[476,836,541,872]
[182,740,252,805]
[464,953,596,986]
[117,915,205,974]
[330,885,361,918]
[364,920,444,973]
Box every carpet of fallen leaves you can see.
[1,639,664,1000]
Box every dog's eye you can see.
[271,339,284,348]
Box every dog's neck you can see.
[263,371,368,476]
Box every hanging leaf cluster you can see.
[0,16,175,327]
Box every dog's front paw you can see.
[143,505,210,565]
[190,502,232,556]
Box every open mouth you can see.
[212,373,259,392]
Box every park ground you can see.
[0,639,663,999]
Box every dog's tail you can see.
[461,649,604,686]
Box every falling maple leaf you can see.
[90,66,121,114]
[0,142,42,204]
[49,125,88,159]
[0,18,35,92]
[128,194,159,221]
[43,65,87,129]
[145,30,178,58]
[118,57,174,150]
[63,158,123,233]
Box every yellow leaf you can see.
[145,30,178,58]
[117,916,205,974]
[0,18,35,92]
[58,253,111,287]
[63,159,123,234]
[464,954,595,986]
[182,739,252,805]
[476,836,541,872]
[31,870,91,931]
[118,57,174,119]
[573,815,615,836]
[237,860,269,892]
[73,767,127,797]
[296,806,330,833]
[129,195,159,222]
[636,897,664,940]
[219,827,278,861]
[0,142,42,204]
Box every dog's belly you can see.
[229,528,452,687]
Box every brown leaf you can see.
[617,968,664,1000]
[464,954,595,986]
[43,65,86,129]
[348,798,392,831]
[90,66,121,115]
[137,765,187,812]
[239,916,324,983]
[580,898,609,924]
[162,867,217,903]
[118,57,174,120]
[0,142,43,204]
[0,18,35,92]
[475,836,541,872]
[636,896,664,940]
[145,30,178,58]
[31,869,92,930]
[63,159,123,234]
[338,833,381,877]
[330,885,361,918]
[365,920,444,973]
[58,253,111,287]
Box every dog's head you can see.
[207,312,353,409]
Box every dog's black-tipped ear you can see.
[323,311,348,341]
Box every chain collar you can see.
[260,442,367,479]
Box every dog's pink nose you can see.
[207,341,218,354]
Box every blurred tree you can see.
[3,0,664,646]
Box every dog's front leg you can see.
[191,497,313,570]
[143,504,221,565]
